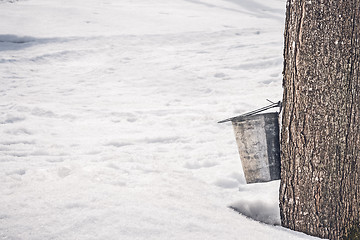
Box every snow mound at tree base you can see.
[229,180,281,225]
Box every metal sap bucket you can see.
[219,101,281,184]
[232,112,280,184]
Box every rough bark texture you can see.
[280,0,360,239]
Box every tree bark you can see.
[280,0,360,239]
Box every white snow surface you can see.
[0,0,322,239]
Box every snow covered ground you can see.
[0,0,322,239]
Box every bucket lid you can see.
[218,101,282,124]
[231,112,279,123]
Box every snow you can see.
[0,0,322,239]
[230,181,281,225]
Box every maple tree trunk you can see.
[280,0,360,239]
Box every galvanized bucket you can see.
[232,112,280,184]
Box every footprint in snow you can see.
[5,127,32,135]
[214,178,239,189]
[184,160,218,169]
[0,115,26,124]
[57,167,72,178]
[6,169,26,176]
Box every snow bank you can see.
[230,181,281,225]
